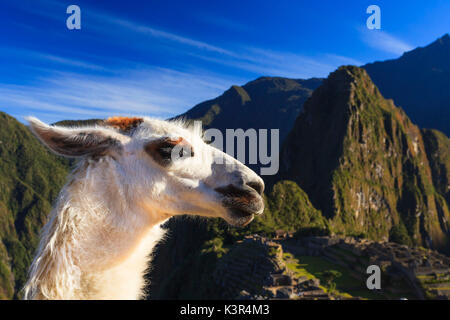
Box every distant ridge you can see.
[178,76,323,143]
[363,33,450,136]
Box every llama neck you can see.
[84,221,167,300]
[24,159,169,300]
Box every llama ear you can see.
[26,117,123,158]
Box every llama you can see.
[23,116,264,300]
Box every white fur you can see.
[22,117,264,300]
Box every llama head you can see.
[27,116,264,227]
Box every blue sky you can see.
[0,0,449,123]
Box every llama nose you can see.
[246,179,264,195]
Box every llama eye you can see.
[144,137,194,166]
[158,145,173,160]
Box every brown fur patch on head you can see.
[105,117,143,133]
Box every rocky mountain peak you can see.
[279,66,450,252]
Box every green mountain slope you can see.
[260,180,328,234]
[278,66,450,252]
[0,112,70,299]
[363,34,450,136]
[422,129,450,209]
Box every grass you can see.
[282,252,394,300]
[328,246,370,265]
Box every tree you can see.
[322,270,342,294]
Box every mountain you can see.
[0,112,70,299]
[278,66,450,252]
[363,34,450,136]
[178,77,322,143]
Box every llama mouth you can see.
[217,189,264,227]
[225,207,256,227]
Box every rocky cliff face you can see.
[279,66,450,252]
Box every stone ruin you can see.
[212,234,450,300]
[213,234,341,300]
[293,236,450,299]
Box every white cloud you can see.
[188,47,361,79]
[2,2,369,123]
[11,1,362,78]
[10,0,234,57]
[0,42,360,124]
[39,54,108,71]
[0,67,243,123]
[91,13,235,56]
[360,29,413,55]
[1,47,108,72]
[88,11,359,78]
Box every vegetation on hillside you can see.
[0,112,70,299]
[422,128,450,208]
